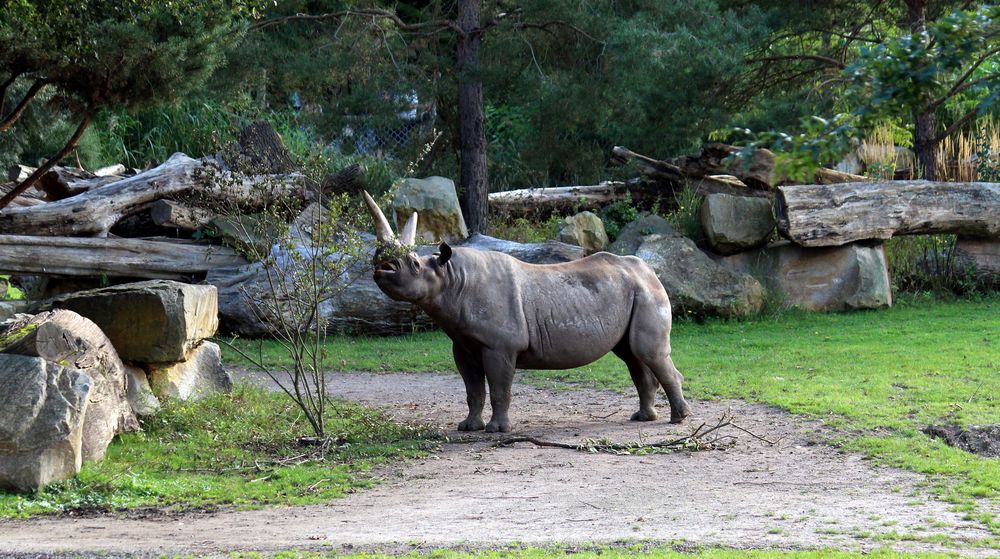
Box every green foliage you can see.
[0,385,435,517]
[884,235,985,295]
[599,195,640,241]
[665,186,705,243]
[234,548,984,559]
[849,5,1000,122]
[0,274,25,300]
[226,297,1000,509]
[489,215,564,244]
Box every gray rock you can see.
[35,280,219,363]
[0,300,29,322]
[607,214,679,256]
[954,236,1000,287]
[125,365,160,416]
[459,234,585,264]
[392,176,469,243]
[699,193,775,255]
[635,234,765,318]
[557,212,609,254]
[1,309,139,462]
[716,241,892,311]
[147,341,232,401]
[0,355,91,492]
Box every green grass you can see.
[222,295,999,511]
[233,547,980,559]
[0,385,436,517]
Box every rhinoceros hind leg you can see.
[650,356,691,423]
[614,343,659,422]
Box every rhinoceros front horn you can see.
[363,191,420,247]
[362,191,397,244]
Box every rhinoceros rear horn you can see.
[362,190,396,244]
[399,212,418,246]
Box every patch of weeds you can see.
[0,384,437,517]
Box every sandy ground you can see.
[0,371,997,557]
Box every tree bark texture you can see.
[0,235,248,279]
[0,153,304,236]
[776,181,1000,247]
[457,0,488,235]
[913,110,938,180]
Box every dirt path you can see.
[1,372,997,557]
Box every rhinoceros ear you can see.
[437,242,452,265]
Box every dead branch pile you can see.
[0,122,360,286]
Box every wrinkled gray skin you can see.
[364,193,690,433]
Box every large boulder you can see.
[391,177,469,243]
[557,211,609,254]
[608,214,679,256]
[124,365,160,417]
[146,341,232,401]
[699,193,774,255]
[716,241,892,311]
[208,233,585,337]
[634,234,765,318]
[35,280,219,363]
[1,310,139,462]
[0,354,91,492]
[954,236,1000,287]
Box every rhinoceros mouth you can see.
[374,261,398,275]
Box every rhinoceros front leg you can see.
[453,344,486,431]
[482,349,516,433]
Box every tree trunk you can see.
[0,153,304,236]
[149,200,216,232]
[456,0,488,235]
[0,235,248,279]
[775,180,1000,246]
[0,109,93,210]
[914,110,938,180]
[906,0,937,180]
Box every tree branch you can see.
[0,105,93,210]
[935,107,980,144]
[0,72,23,117]
[746,54,846,70]
[927,48,1000,111]
[249,9,463,36]
[0,78,48,134]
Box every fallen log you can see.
[0,235,248,279]
[149,200,215,231]
[6,164,35,182]
[490,182,648,216]
[37,167,123,201]
[776,181,1000,247]
[0,153,305,236]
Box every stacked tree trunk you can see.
[0,152,316,283]
[489,143,866,217]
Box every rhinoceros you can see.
[363,191,691,432]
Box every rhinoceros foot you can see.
[485,418,512,433]
[630,408,658,422]
[458,417,485,431]
[670,403,692,424]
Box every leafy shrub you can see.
[599,195,640,241]
[884,235,981,295]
